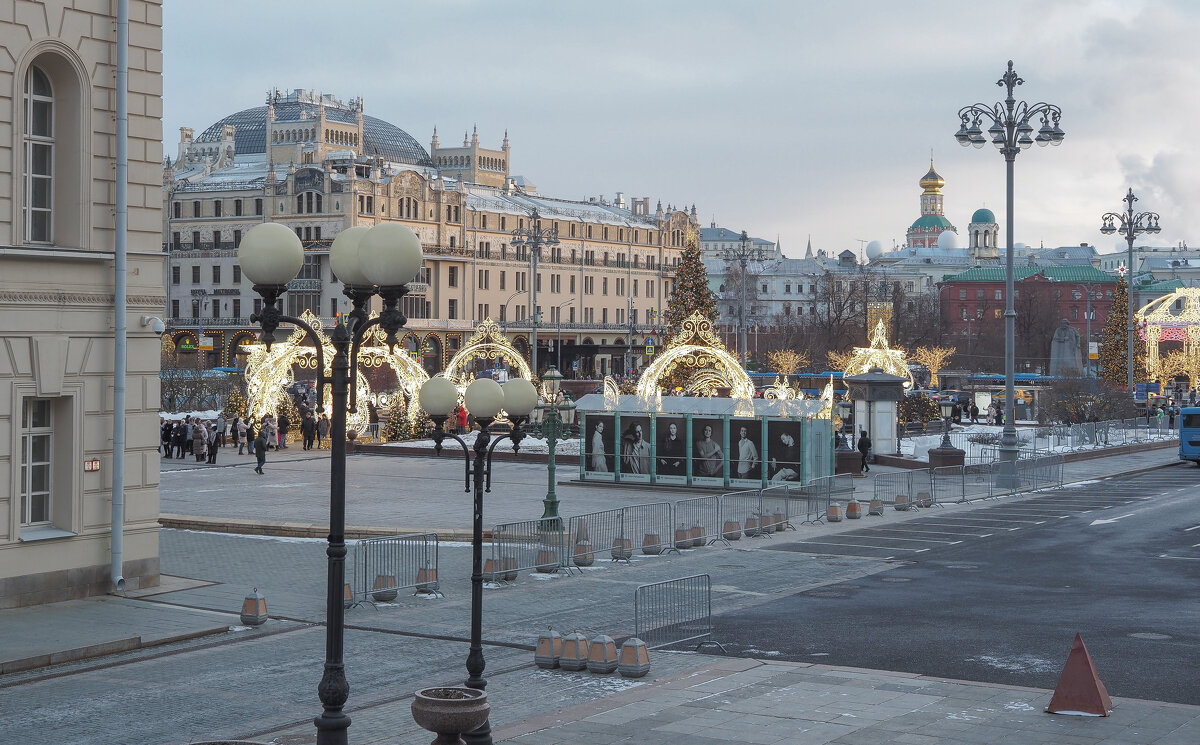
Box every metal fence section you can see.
[872,471,912,506]
[930,465,966,504]
[759,485,795,533]
[721,489,775,538]
[634,574,723,652]
[490,519,567,579]
[353,532,442,601]
[565,502,676,569]
[674,495,726,547]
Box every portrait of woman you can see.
[656,418,686,477]
[693,418,725,480]
[586,415,615,474]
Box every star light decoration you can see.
[240,310,429,434]
[842,319,914,386]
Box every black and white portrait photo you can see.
[584,414,615,479]
[655,417,687,483]
[766,420,802,482]
[692,417,726,485]
[730,418,761,484]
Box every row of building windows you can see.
[173,198,265,219]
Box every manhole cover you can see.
[880,577,912,582]
[1130,632,1172,640]
[807,589,849,598]
[715,564,746,569]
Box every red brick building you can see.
[939,266,1117,370]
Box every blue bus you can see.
[1180,407,1200,465]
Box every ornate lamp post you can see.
[418,375,539,745]
[509,208,559,377]
[722,229,764,366]
[536,365,576,529]
[239,220,423,745]
[1072,283,1103,377]
[955,60,1064,479]
[1100,188,1161,392]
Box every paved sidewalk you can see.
[2,441,1192,744]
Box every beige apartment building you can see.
[163,89,697,379]
[0,1,164,606]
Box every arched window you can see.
[23,66,53,241]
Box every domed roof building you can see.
[968,206,1000,261]
[906,160,956,249]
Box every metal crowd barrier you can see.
[490,519,567,580]
[872,471,911,507]
[721,489,781,538]
[674,495,726,547]
[564,502,676,570]
[930,465,966,505]
[634,574,723,652]
[353,532,442,601]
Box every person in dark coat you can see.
[300,412,317,451]
[254,429,268,474]
[316,415,329,448]
[277,412,291,449]
[857,430,872,473]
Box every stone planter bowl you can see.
[411,686,490,745]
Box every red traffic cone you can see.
[1045,633,1112,716]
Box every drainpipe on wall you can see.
[110,0,129,593]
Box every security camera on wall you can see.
[140,316,166,335]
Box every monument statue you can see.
[1048,319,1083,376]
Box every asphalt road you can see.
[711,465,1200,705]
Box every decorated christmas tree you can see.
[222,385,249,419]
[664,232,718,332]
[1098,276,1146,387]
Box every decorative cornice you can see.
[0,291,166,308]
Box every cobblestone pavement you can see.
[1,444,1193,745]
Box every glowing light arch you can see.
[442,319,533,387]
[635,312,754,399]
[240,310,430,434]
[1137,287,1200,387]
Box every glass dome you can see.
[195,100,433,167]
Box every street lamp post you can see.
[955,60,1064,479]
[1100,188,1161,392]
[536,365,576,529]
[510,208,559,377]
[722,229,764,366]
[239,221,423,745]
[418,375,538,745]
[1073,283,1102,377]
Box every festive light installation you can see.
[240,309,429,434]
[1136,287,1200,388]
[635,312,755,399]
[842,319,914,386]
[443,318,533,387]
[763,375,804,400]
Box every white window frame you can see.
[23,65,54,244]
[20,398,53,526]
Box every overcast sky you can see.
[162,0,1196,259]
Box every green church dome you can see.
[971,208,996,224]
[909,215,955,232]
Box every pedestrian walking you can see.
[253,429,268,474]
[183,416,195,457]
[969,402,979,424]
[246,419,257,455]
[1169,404,1177,429]
[316,414,329,449]
[456,405,469,434]
[236,416,249,454]
[216,414,227,448]
[857,429,871,473]
[300,412,316,451]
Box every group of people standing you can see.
[159,410,330,474]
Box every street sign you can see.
[572,360,579,370]
[646,344,655,355]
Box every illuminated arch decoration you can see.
[442,318,533,387]
[1137,287,1200,388]
[241,310,429,434]
[635,312,754,399]
[843,319,914,386]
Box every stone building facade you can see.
[0,1,164,606]
[163,89,695,379]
